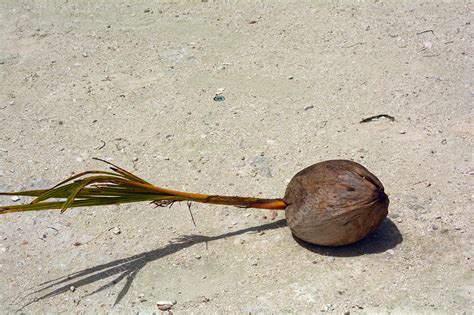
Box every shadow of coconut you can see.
[293,218,402,257]
[16,217,401,311]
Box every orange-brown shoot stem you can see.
[127,181,288,210]
[200,195,287,210]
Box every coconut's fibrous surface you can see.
[284,160,389,246]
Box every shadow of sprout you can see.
[17,218,402,310]
[293,218,402,257]
[17,219,288,311]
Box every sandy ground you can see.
[0,1,472,314]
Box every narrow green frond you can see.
[0,159,205,215]
[31,182,83,204]
[92,158,150,184]
[58,176,140,212]
[50,170,121,189]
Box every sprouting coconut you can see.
[0,159,389,246]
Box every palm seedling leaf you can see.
[0,160,187,215]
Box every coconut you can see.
[284,160,389,246]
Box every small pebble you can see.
[157,300,176,311]
[112,227,121,235]
[69,286,76,292]
[216,87,225,94]
[431,224,438,231]
[132,157,139,162]
[82,52,88,57]
[10,196,20,202]
[399,130,406,134]
[386,249,395,255]
[195,255,201,259]
[304,105,314,111]
[397,218,403,223]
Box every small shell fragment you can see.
[157,300,177,311]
